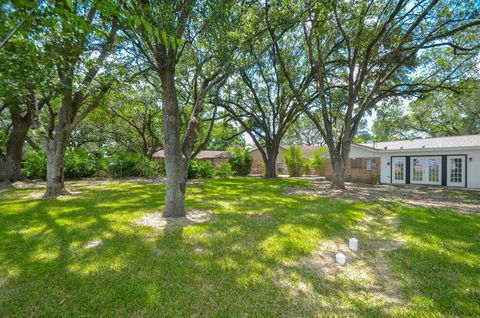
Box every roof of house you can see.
[362,134,480,151]
[152,150,230,160]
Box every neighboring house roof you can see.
[152,150,230,160]
[363,134,480,151]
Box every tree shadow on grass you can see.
[0,178,375,316]
[2,178,477,316]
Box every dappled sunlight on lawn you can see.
[0,178,479,316]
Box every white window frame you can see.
[392,157,406,184]
[447,155,466,187]
[410,157,425,184]
[425,156,442,185]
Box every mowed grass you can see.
[0,178,479,317]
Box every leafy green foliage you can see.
[188,161,233,179]
[64,148,98,179]
[137,158,165,179]
[283,116,324,146]
[228,147,252,176]
[372,80,480,141]
[310,148,327,176]
[22,149,165,180]
[215,163,233,178]
[108,152,144,178]
[21,150,47,179]
[188,160,215,179]
[284,146,304,177]
[109,152,164,178]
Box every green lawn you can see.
[0,178,479,317]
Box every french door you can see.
[392,157,406,184]
[410,156,442,185]
[447,156,465,187]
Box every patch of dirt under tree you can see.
[285,180,480,214]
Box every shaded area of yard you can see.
[0,178,479,317]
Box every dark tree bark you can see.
[0,96,47,182]
[44,132,68,197]
[1,107,30,182]
[261,138,281,178]
[264,148,279,178]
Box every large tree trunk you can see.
[263,145,279,178]
[328,141,351,190]
[44,130,69,198]
[160,68,187,218]
[264,154,278,178]
[330,156,347,189]
[264,158,277,178]
[1,106,32,182]
[164,159,188,217]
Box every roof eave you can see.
[376,145,480,153]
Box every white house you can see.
[354,134,480,189]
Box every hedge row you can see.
[22,147,253,180]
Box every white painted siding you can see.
[378,149,480,189]
[350,145,376,158]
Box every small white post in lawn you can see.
[349,238,358,252]
[335,252,346,265]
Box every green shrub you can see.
[188,160,199,179]
[284,146,304,177]
[109,152,144,177]
[22,149,163,180]
[23,148,99,180]
[215,163,232,178]
[198,161,214,178]
[138,157,165,178]
[303,159,312,175]
[188,160,215,179]
[311,148,327,176]
[22,150,47,179]
[64,147,97,179]
[109,152,166,178]
[93,155,110,177]
[228,147,252,176]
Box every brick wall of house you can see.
[324,157,380,184]
[249,147,323,176]
[250,148,289,175]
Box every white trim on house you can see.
[353,135,480,189]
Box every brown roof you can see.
[152,150,230,160]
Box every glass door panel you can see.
[447,156,465,187]
[411,157,424,183]
[392,157,406,184]
[411,156,442,185]
[427,157,441,185]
